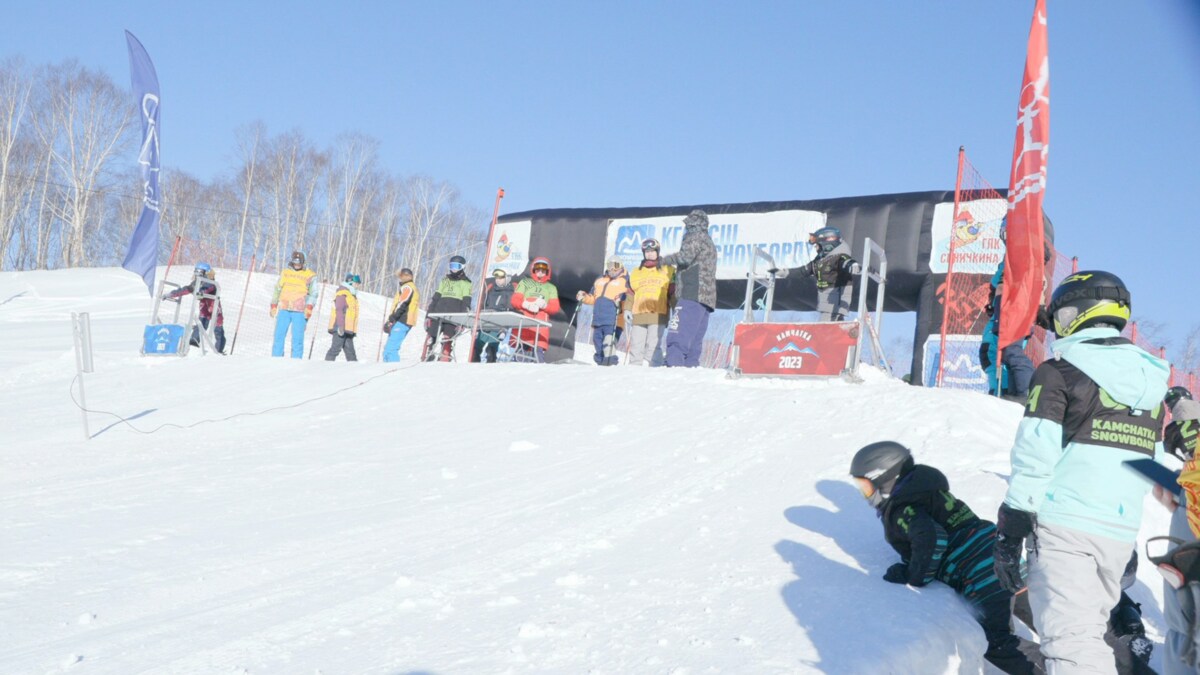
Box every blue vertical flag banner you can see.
[122,31,161,295]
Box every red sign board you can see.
[733,322,859,376]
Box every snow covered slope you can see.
[0,268,1175,674]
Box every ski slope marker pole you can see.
[469,188,505,361]
[228,254,255,355]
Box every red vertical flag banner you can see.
[1000,0,1049,350]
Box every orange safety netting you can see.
[160,236,402,362]
[937,150,1199,396]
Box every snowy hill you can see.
[0,268,1176,674]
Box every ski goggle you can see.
[607,261,624,271]
[532,264,549,275]
[1147,536,1200,590]
[449,261,465,272]
[852,477,876,499]
[492,270,506,279]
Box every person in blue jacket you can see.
[980,225,1038,400]
[993,270,1170,674]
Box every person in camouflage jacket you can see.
[661,209,718,368]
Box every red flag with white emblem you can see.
[1000,0,1049,349]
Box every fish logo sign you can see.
[615,224,655,257]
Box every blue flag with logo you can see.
[122,31,161,295]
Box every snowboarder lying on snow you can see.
[850,441,1041,675]
[852,442,1155,675]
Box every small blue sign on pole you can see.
[142,324,185,355]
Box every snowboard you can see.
[1123,458,1182,497]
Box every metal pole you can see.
[469,188,505,361]
[936,146,967,388]
[72,312,93,440]
[228,254,256,356]
[307,280,329,360]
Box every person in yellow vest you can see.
[626,238,675,365]
[325,273,361,362]
[382,267,420,363]
[270,250,319,358]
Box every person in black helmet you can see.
[801,227,860,321]
[1158,386,1200,675]
[850,441,1041,674]
[994,270,1169,674]
[423,255,473,362]
[1165,387,1200,463]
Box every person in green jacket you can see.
[423,255,473,362]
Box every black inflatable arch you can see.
[498,190,1053,382]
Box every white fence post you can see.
[72,312,94,441]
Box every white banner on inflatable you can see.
[605,210,826,279]
[929,200,1007,275]
[487,220,532,277]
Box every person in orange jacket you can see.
[325,273,361,362]
[270,250,318,358]
[383,268,420,363]
[577,256,631,366]
[510,256,561,363]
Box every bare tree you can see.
[1172,323,1200,377]
[326,133,378,277]
[233,121,264,269]
[399,175,487,300]
[0,57,34,269]
[32,61,133,267]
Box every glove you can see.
[534,297,547,311]
[384,321,393,334]
[576,290,586,301]
[337,325,345,337]
[522,300,539,313]
[882,563,909,585]
[993,504,1036,593]
[304,305,313,320]
[984,301,994,317]
[1154,483,1180,512]
[269,304,278,318]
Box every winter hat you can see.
[683,209,709,228]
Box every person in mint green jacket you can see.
[423,255,473,362]
[992,270,1170,675]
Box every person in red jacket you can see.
[163,262,225,353]
[510,256,561,362]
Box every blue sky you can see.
[5,1,1199,346]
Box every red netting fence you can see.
[937,149,1199,396]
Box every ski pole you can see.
[560,303,581,349]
